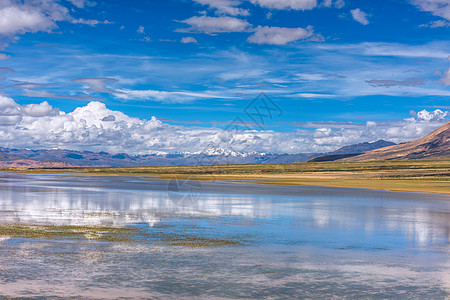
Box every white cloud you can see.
[296,73,327,81]
[351,8,369,25]
[181,37,198,44]
[249,0,317,10]
[0,97,447,154]
[67,0,95,9]
[71,77,118,92]
[0,53,9,60]
[416,109,447,121]
[137,26,145,34]
[71,18,112,26]
[0,4,64,35]
[21,101,60,117]
[315,42,450,59]
[294,93,336,98]
[411,0,450,21]
[177,16,252,33]
[193,0,249,16]
[0,0,102,37]
[419,20,450,27]
[321,0,345,8]
[191,0,343,14]
[248,26,314,45]
[114,89,231,103]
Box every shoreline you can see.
[2,159,450,197]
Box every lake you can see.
[0,173,449,299]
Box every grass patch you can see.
[0,224,246,247]
[0,224,139,242]
[3,159,450,195]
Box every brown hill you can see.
[0,152,79,169]
[342,121,450,161]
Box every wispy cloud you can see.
[410,0,450,21]
[114,89,234,103]
[71,18,113,26]
[71,77,118,93]
[23,89,100,101]
[367,78,426,87]
[192,0,250,16]
[249,0,317,10]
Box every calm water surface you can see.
[0,173,449,299]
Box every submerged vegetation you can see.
[4,159,450,195]
[0,224,140,242]
[0,224,247,247]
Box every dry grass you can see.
[3,159,450,195]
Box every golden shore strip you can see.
[3,159,450,196]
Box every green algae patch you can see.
[0,224,139,242]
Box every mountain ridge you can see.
[0,139,396,168]
[342,121,450,161]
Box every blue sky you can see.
[0,0,450,154]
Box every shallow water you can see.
[0,173,449,299]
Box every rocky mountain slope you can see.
[308,140,396,162]
[342,121,450,161]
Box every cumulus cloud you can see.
[351,8,369,25]
[0,0,105,38]
[249,0,317,10]
[0,53,10,60]
[411,0,450,21]
[0,96,447,155]
[193,0,249,16]
[177,16,252,34]
[181,36,198,43]
[0,0,69,35]
[21,101,60,117]
[0,95,21,125]
[416,109,447,121]
[247,26,314,45]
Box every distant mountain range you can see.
[3,121,449,168]
[0,139,396,168]
[308,140,396,162]
[343,121,450,161]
